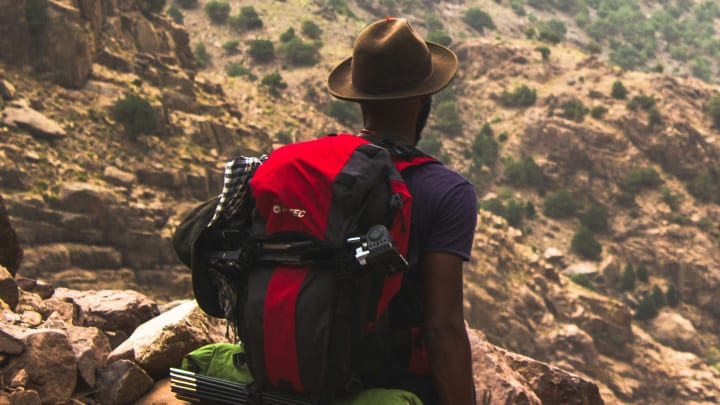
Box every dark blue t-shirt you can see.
[382,161,477,404]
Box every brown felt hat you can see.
[328,18,459,101]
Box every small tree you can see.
[619,264,636,292]
[471,124,499,169]
[279,37,320,66]
[222,40,240,54]
[543,189,579,219]
[651,285,666,308]
[229,6,263,31]
[560,99,588,122]
[138,0,165,14]
[112,92,157,138]
[635,295,658,320]
[261,72,287,96]
[611,80,628,99]
[591,105,608,119]
[579,203,609,233]
[498,85,537,108]
[205,1,230,24]
[571,226,602,260]
[167,4,183,23]
[706,94,720,129]
[666,284,681,307]
[535,46,551,61]
[247,39,275,63]
[175,0,198,9]
[623,167,662,194]
[537,19,567,44]
[464,7,496,33]
[686,171,719,203]
[194,42,210,68]
[504,156,547,190]
[433,101,463,134]
[636,264,649,283]
[280,27,296,43]
[648,106,663,128]
[301,20,323,40]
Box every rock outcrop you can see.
[0,194,22,275]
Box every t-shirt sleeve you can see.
[423,181,478,261]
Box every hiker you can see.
[326,18,477,405]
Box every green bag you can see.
[181,343,423,405]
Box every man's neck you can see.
[360,119,415,145]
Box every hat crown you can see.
[351,19,434,95]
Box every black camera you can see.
[354,225,409,276]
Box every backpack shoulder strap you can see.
[371,139,439,173]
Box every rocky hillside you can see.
[1,0,720,404]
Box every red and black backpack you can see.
[174,134,437,403]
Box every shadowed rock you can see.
[0,194,22,276]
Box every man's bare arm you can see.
[421,251,475,405]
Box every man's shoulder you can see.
[406,162,475,193]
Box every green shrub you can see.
[498,85,537,108]
[525,201,536,218]
[205,1,230,24]
[636,264,649,283]
[690,56,712,82]
[706,94,720,128]
[247,39,275,63]
[635,295,658,320]
[648,106,663,127]
[615,191,636,207]
[464,7,496,33]
[586,40,602,54]
[571,226,602,260]
[666,284,681,307]
[279,37,320,66]
[301,20,323,40]
[619,264,636,292]
[112,92,157,138]
[326,101,361,127]
[560,99,588,122]
[652,63,665,73]
[537,19,567,44]
[433,101,463,134]
[194,42,210,68]
[509,0,526,16]
[229,6,263,31]
[328,0,355,18]
[611,81,628,100]
[535,46,551,60]
[175,0,198,9]
[686,171,719,203]
[661,186,682,211]
[25,0,49,36]
[225,63,257,80]
[275,130,293,144]
[543,189,579,218]
[609,43,644,70]
[261,72,287,96]
[222,40,240,54]
[138,0,165,14]
[650,284,666,309]
[591,105,608,119]
[623,167,662,193]
[504,156,546,190]
[418,131,443,156]
[471,124,499,169]
[506,199,526,227]
[427,30,452,46]
[167,4,183,23]
[570,273,596,291]
[280,27,296,43]
[627,94,656,111]
[579,203,609,233]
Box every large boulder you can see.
[67,326,112,388]
[95,360,154,405]
[649,310,703,355]
[107,300,226,379]
[53,288,159,335]
[2,100,66,141]
[3,329,77,404]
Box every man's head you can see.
[327,18,458,102]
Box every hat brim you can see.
[328,42,459,102]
